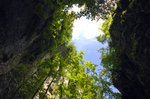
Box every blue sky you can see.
[70,5,119,93]
[70,11,119,94]
[71,16,120,93]
[71,16,107,72]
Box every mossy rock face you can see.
[110,0,150,98]
[0,0,75,97]
[0,0,55,98]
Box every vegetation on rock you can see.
[3,0,149,99]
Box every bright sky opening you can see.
[70,5,120,93]
[70,4,106,68]
[72,17,104,40]
[70,5,104,40]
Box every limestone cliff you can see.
[0,0,54,98]
[110,0,150,98]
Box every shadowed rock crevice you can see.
[110,0,150,98]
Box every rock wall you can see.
[0,0,53,98]
[110,0,150,98]
[0,0,42,74]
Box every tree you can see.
[96,13,121,99]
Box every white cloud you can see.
[72,17,104,40]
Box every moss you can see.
[11,59,55,98]
[117,0,122,9]
[120,10,127,24]
[97,15,113,43]
[128,0,135,8]
[15,67,51,98]
[15,64,28,73]
[131,40,138,58]
[122,9,127,15]
[130,32,138,60]
[112,13,116,18]
[120,19,125,24]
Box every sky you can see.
[70,5,119,93]
[71,15,119,93]
[71,17,107,71]
[70,5,106,70]
[70,5,107,74]
[70,5,105,57]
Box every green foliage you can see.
[14,64,28,74]
[97,47,121,99]
[41,9,76,52]
[30,43,102,99]
[122,10,127,15]
[129,0,135,8]
[11,0,119,98]
[97,16,113,44]
[34,0,80,53]
[130,32,138,59]
[35,0,117,54]
[96,13,121,99]
[30,42,121,99]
